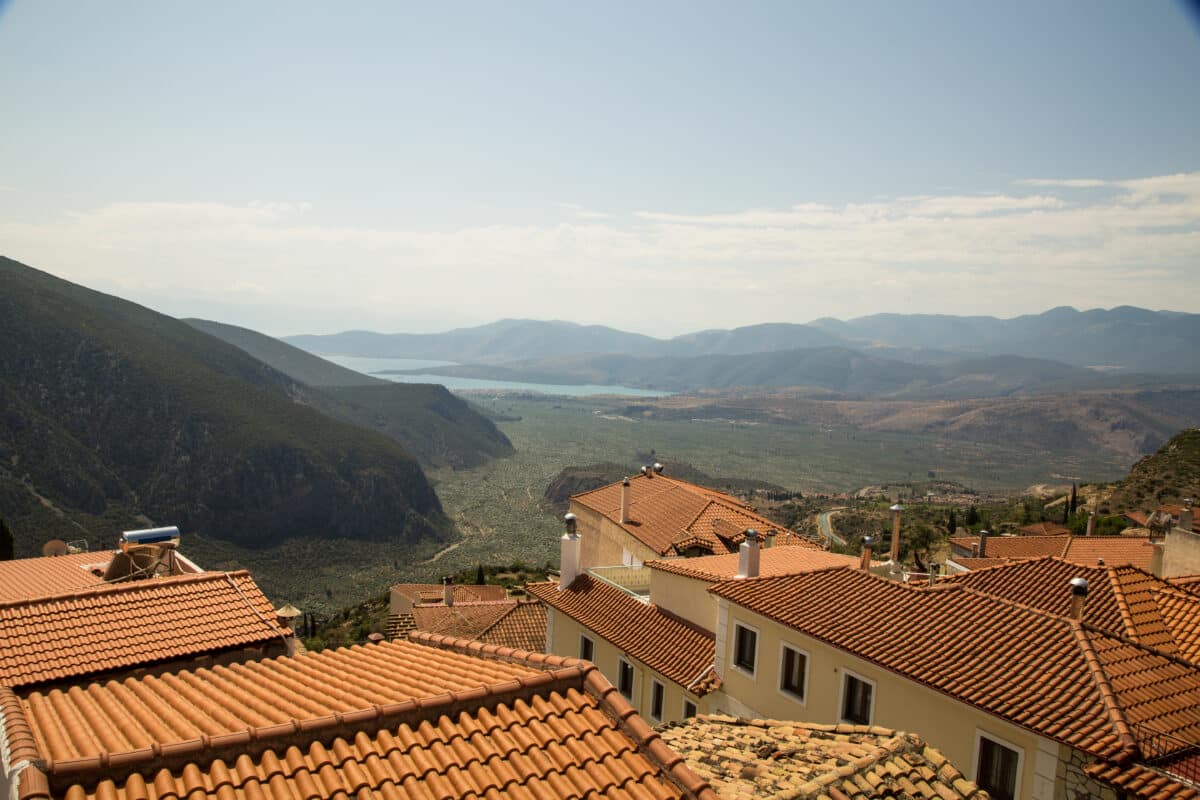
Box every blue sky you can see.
[1,1,1198,336]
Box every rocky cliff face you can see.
[0,256,451,554]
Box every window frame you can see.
[731,621,760,677]
[682,699,697,719]
[617,657,635,700]
[838,668,875,725]
[649,678,665,722]
[579,635,594,662]
[777,641,810,704]
[973,730,1024,800]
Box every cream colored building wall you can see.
[571,502,660,569]
[648,568,718,630]
[545,607,711,724]
[1163,527,1200,577]
[716,600,1064,800]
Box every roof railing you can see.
[1135,723,1200,786]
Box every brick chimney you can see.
[860,536,874,570]
[443,576,454,607]
[736,529,760,579]
[559,513,581,590]
[977,530,989,558]
[889,504,904,563]
[620,478,631,524]
[1069,577,1089,620]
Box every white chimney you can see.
[1179,501,1194,533]
[889,504,904,562]
[620,477,631,524]
[443,576,454,607]
[559,513,581,590]
[1151,542,1165,577]
[736,529,760,579]
[653,462,664,474]
[1069,577,1089,620]
[1086,512,1096,537]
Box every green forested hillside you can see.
[0,256,452,556]
[185,318,514,468]
[1104,428,1200,511]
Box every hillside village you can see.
[5,440,1200,800]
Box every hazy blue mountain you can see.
[288,306,1200,374]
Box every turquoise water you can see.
[324,355,671,397]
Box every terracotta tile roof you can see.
[946,556,1014,570]
[647,547,858,583]
[526,576,717,695]
[1018,521,1071,536]
[0,571,287,690]
[658,716,987,799]
[390,583,509,605]
[1170,574,1200,591]
[1086,760,1200,799]
[0,551,112,602]
[709,566,1200,761]
[6,633,717,800]
[411,601,515,639]
[948,533,1158,570]
[571,473,816,557]
[478,601,548,653]
[944,557,1200,659]
[386,612,416,639]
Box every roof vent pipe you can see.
[442,575,454,607]
[736,529,760,579]
[559,513,581,590]
[640,466,649,477]
[927,562,939,587]
[620,478,631,524]
[978,530,989,558]
[860,536,874,571]
[1069,577,1089,620]
[889,504,904,563]
[653,462,664,474]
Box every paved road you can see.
[817,507,848,547]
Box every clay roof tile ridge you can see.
[1070,622,1139,760]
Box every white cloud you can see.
[559,202,611,220]
[1,172,1198,335]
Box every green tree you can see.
[1070,483,1078,515]
[475,564,486,585]
[965,506,980,526]
[947,510,958,534]
[0,518,12,561]
[1062,500,1070,525]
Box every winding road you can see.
[817,507,848,547]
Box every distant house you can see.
[947,531,1160,572]
[1017,521,1071,536]
[568,470,820,568]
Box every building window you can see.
[780,644,808,701]
[976,733,1022,800]
[579,635,594,662]
[733,624,758,674]
[840,671,874,725]
[683,699,697,718]
[618,658,634,699]
[650,679,665,721]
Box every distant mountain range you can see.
[0,258,505,558]
[286,306,1200,375]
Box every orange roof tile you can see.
[1019,521,1071,536]
[526,576,717,695]
[659,716,987,799]
[6,634,716,800]
[647,547,859,582]
[710,566,1200,761]
[478,601,548,653]
[571,474,815,557]
[1086,760,1200,799]
[0,552,112,602]
[411,601,515,640]
[949,533,1158,570]
[943,557,1196,655]
[390,583,509,605]
[0,571,287,690]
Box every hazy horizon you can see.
[2,1,1198,338]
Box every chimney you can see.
[559,513,581,590]
[641,465,651,478]
[977,530,989,558]
[619,477,632,524]
[927,562,939,587]
[889,504,904,562]
[1179,500,1194,533]
[860,536,874,570]
[1069,577,1089,620]
[653,462,664,474]
[1086,512,1096,537]
[443,576,454,607]
[1150,541,1165,577]
[763,529,776,549]
[736,529,760,578]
